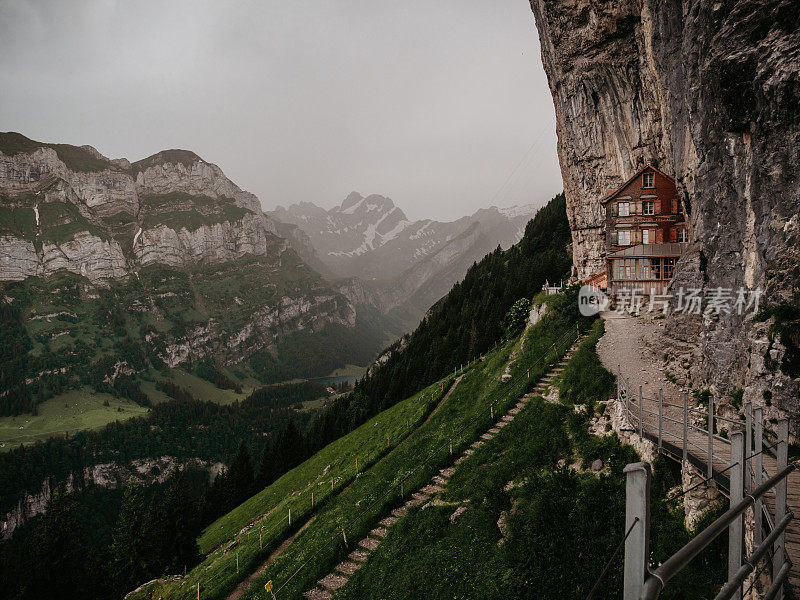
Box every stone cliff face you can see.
[0,132,368,382]
[529,0,800,415]
[0,138,284,282]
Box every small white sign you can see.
[578,285,609,316]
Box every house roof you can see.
[600,164,676,204]
[607,242,687,259]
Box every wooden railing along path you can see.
[616,366,798,598]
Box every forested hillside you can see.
[0,193,572,600]
[354,192,571,408]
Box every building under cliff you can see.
[528,0,800,419]
[602,165,687,296]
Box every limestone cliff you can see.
[0,132,378,386]
[528,1,800,416]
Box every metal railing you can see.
[616,367,794,600]
[617,365,735,481]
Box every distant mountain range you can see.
[270,193,539,323]
[0,132,394,414]
[0,130,544,419]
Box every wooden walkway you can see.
[618,369,800,593]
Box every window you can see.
[676,227,687,242]
[618,229,631,246]
[618,202,630,217]
[643,200,654,215]
[663,258,676,280]
[642,229,650,245]
[643,172,655,188]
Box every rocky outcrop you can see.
[136,212,281,268]
[528,0,800,416]
[1,457,224,539]
[0,132,368,382]
[0,134,289,279]
[133,150,266,217]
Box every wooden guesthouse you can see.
[601,165,687,296]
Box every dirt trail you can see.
[227,518,315,600]
[598,310,800,591]
[422,374,464,427]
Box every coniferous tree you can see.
[110,478,150,593]
[226,442,254,507]
[149,470,200,574]
[23,485,93,600]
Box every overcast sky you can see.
[0,0,562,222]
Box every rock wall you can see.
[0,139,282,282]
[1,457,224,539]
[528,0,800,416]
[0,134,363,379]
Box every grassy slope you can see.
[128,305,577,600]
[132,373,458,599]
[336,320,727,600]
[0,389,149,449]
[235,313,577,600]
[0,369,252,451]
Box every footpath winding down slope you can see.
[301,340,583,600]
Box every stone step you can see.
[335,561,361,576]
[421,484,444,495]
[391,506,407,518]
[480,432,494,440]
[509,407,520,415]
[380,516,397,527]
[454,454,468,465]
[462,448,474,457]
[349,549,369,562]
[405,492,428,507]
[304,588,332,600]
[358,537,381,550]
[496,421,508,428]
[432,475,448,486]
[502,415,514,422]
[489,427,500,434]
[471,440,484,449]
[440,467,455,478]
[370,526,388,538]
[319,573,348,591]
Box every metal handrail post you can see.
[641,464,795,600]
[745,404,753,493]
[708,395,715,479]
[754,407,764,547]
[683,392,688,465]
[774,418,788,600]
[728,431,745,600]
[658,389,663,450]
[623,462,651,600]
[639,386,644,438]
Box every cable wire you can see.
[585,517,640,600]
[273,325,581,596]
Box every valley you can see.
[271,192,540,326]
[1,1,798,598]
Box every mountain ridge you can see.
[0,131,389,415]
[270,192,541,325]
